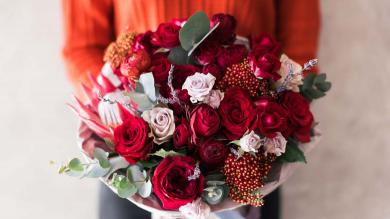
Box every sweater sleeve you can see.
[62,0,114,93]
[275,0,320,72]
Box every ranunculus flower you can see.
[250,33,281,55]
[275,54,303,92]
[281,91,314,142]
[195,40,221,65]
[114,115,153,164]
[217,44,248,70]
[256,99,288,138]
[198,139,229,169]
[182,73,216,103]
[152,156,204,210]
[248,46,281,81]
[173,64,199,89]
[150,54,171,85]
[142,107,175,144]
[264,132,287,156]
[179,198,211,219]
[239,130,262,153]
[173,119,190,150]
[202,63,222,81]
[210,13,237,44]
[151,22,181,48]
[203,90,224,109]
[219,88,257,140]
[190,104,221,142]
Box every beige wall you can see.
[0,0,389,218]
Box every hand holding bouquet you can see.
[60,11,331,218]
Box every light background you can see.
[0,0,389,218]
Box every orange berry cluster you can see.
[103,32,136,68]
[217,59,260,97]
[223,152,276,206]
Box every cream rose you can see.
[203,90,224,109]
[239,131,262,153]
[179,198,210,219]
[276,54,303,92]
[264,132,287,156]
[142,107,175,144]
[182,73,216,103]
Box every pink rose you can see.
[264,132,287,156]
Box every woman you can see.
[62,1,320,218]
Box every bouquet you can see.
[60,11,331,218]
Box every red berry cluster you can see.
[223,152,276,206]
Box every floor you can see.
[0,0,389,218]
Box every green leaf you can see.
[313,73,326,84]
[302,73,316,90]
[117,178,137,198]
[138,180,152,198]
[138,159,160,169]
[150,148,183,158]
[58,165,68,174]
[300,73,331,102]
[229,140,241,146]
[68,158,84,172]
[316,81,331,92]
[168,46,189,65]
[277,139,307,163]
[127,165,146,188]
[179,11,210,51]
[93,148,111,169]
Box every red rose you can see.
[203,63,222,80]
[190,104,221,142]
[198,139,229,170]
[114,115,153,164]
[173,119,190,150]
[217,44,248,70]
[134,31,158,54]
[256,98,288,138]
[172,64,199,89]
[151,22,181,48]
[219,88,257,140]
[151,54,170,85]
[210,13,237,44]
[152,156,204,210]
[250,33,281,55]
[195,40,221,65]
[281,91,314,142]
[248,46,281,81]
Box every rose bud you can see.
[114,114,153,164]
[173,119,191,150]
[217,44,248,70]
[250,33,282,55]
[210,13,237,44]
[281,91,314,142]
[195,40,221,65]
[190,104,221,142]
[248,46,281,81]
[151,22,181,48]
[257,101,288,138]
[198,139,229,170]
[152,156,204,210]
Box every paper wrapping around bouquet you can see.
[77,122,322,218]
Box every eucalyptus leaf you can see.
[316,81,331,92]
[168,46,189,65]
[313,73,326,84]
[138,159,160,169]
[179,11,210,51]
[138,180,152,198]
[139,73,157,102]
[93,148,110,169]
[68,158,84,172]
[125,92,155,112]
[127,165,146,189]
[83,163,110,178]
[117,178,137,198]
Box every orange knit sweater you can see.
[62,0,320,95]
